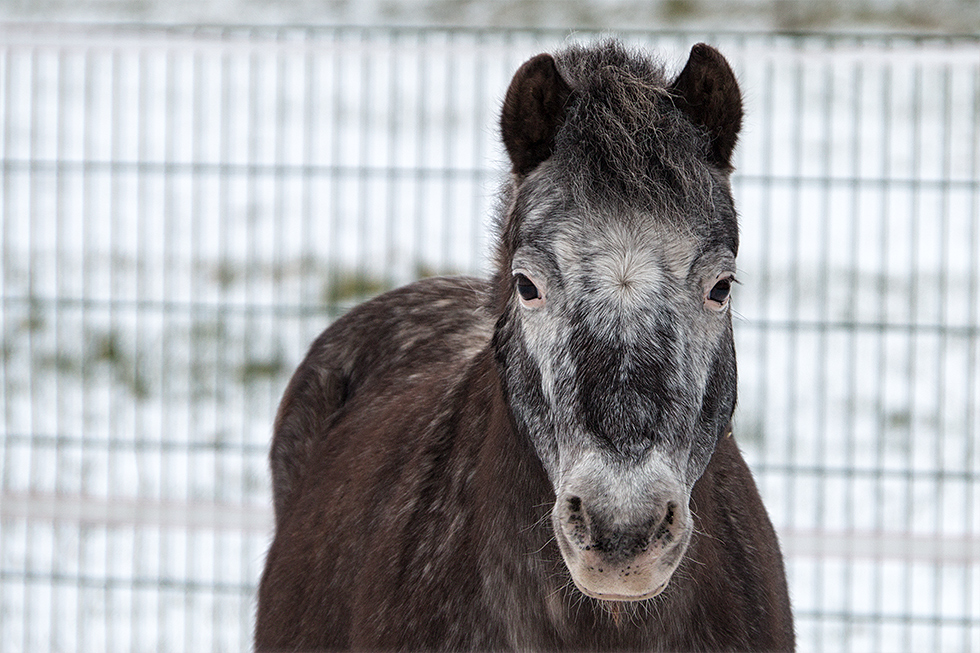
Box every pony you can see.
[256,39,794,651]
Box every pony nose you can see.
[563,495,683,563]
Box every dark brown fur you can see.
[268,278,491,526]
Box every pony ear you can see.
[670,43,743,170]
[501,53,572,177]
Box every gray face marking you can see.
[496,178,738,602]
[508,180,733,458]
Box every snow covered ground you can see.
[0,23,977,652]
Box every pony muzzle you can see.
[554,493,692,602]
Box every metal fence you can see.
[0,22,977,652]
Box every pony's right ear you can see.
[500,53,572,177]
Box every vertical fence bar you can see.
[75,44,89,653]
[842,34,862,650]
[871,37,892,651]
[328,28,344,316]
[787,41,806,645]
[214,31,234,652]
[413,30,428,281]
[52,44,72,653]
[964,55,980,653]
[384,29,399,288]
[471,29,487,274]
[932,49,952,653]
[357,28,371,285]
[23,44,39,653]
[101,45,124,653]
[187,31,208,648]
[300,28,316,313]
[902,53,922,649]
[0,40,13,653]
[441,30,456,271]
[0,45,10,650]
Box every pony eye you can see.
[705,275,735,310]
[515,273,540,301]
[709,278,731,304]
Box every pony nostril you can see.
[652,503,678,544]
[563,496,590,548]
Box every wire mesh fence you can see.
[0,22,977,652]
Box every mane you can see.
[552,40,714,217]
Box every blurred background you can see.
[0,1,978,652]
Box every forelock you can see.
[552,40,714,219]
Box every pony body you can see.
[256,40,794,652]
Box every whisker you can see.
[531,534,558,556]
[520,506,555,534]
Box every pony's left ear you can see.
[670,43,743,170]
[500,53,572,177]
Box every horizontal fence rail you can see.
[6,492,980,563]
[0,23,978,653]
